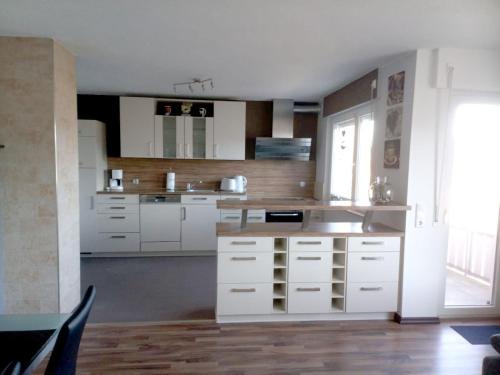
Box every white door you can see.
[79,168,97,253]
[120,97,155,158]
[181,204,219,250]
[78,136,96,168]
[140,203,181,242]
[213,101,246,160]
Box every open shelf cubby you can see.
[332,267,345,283]
[274,253,287,268]
[274,238,288,253]
[331,298,345,313]
[273,283,287,298]
[332,253,345,268]
[333,237,347,253]
[273,298,287,313]
[272,237,288,313]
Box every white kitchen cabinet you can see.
[155,115,214,159]
[120,97,155,158]
[217,283,273,316]
[140,198,181,252]
[78,120,107,254]
[288,283,332,314]
[213,101,246,160]
[181,196,220,251]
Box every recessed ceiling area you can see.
[1,0,499,100]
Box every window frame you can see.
[327,102,374,201]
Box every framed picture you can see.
[387,71,405,106]
[384,139,400,169]
[385,106,403,139]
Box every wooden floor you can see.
[50,319,500,374]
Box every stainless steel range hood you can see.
[255,99,317,161]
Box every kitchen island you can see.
[215,199,411,323]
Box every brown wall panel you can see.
[323,70,378,117]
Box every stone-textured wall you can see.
[0,37,79,313]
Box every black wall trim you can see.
[394,313,440,324]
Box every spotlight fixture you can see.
[173,78,214,94]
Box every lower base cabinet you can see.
[216,235,401,320]
[217,284,273,315]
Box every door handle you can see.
[90,196,94,210]
[230,288,256,293]
[297,256,322,260]
[213,144,219,158]
[297,287,321,292]
[361,256,384,261]
[230,241,257,245]
[185,143,190,158]
[231,257,257,261]
[181,207,186,221]
[360,287,383,292]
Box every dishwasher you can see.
[140,194,181,252]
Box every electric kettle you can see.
[234,175,247,193]
[220,177,237,191]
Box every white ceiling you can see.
[1,0,499,101]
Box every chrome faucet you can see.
[186,180,203,191]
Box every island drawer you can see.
[96,233,140,253]
[288,282,331,313]
[97,203,139,214]
[347,252,400,283]
[346,282,398,313]
[97,213,139,233]
[348,237,400,253]
[289,251,332,282]
[217,283,272,315]
[97,194,139,204]
[289,237,332,252]
[218,237,273,253]
[181,195,218,204]
[218,252,273,283]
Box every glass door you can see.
[186,117,214,159]
[162,116,178,158]
[443,95,500,311]
[154,116,185,158]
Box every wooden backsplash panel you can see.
[108,158,316,198]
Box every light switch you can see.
[415,204,425,228]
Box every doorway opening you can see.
[444,101,500,307]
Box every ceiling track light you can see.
[173,78,214,94]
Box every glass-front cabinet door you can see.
[154,116,185,158]
[189,117,214,159]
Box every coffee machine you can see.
[109,169,124,191]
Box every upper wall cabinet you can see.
[120,97,155,158]
[120,97,246,160]
[213,101,246,160]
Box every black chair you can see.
[44,286,96,375]
[1,362,20,375]
[483,334,500,375]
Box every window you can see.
[329,105,374,201]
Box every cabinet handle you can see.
[224,216,241,219]
[213,144,219,158]
[177,143,182,158]
[248,216,262,219]
[192,197,208,200]
[230,241,257,245]
[361,256,384,261]
[185,143,190,158]
[109,216,126,219]
[230,288,256,293]
[297,287,321,292]
[110,235,126,239]
[109,197,126,200]
[110,206,126,209]
[231,257,257,261]
[360,287,383,292]
[361,241,384,245]
[297,256,322,260]
[148,141,153,156]
[297,241,322,245]
[90,196,94,210]
[181,207,186,221]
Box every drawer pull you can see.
[297,241,322,245]
[224,216,241,219]
[297,287,321,292]
[109,216,126,219]
[110,206,126,209]
[248,216,262,219]
[230,288,256,293]
[360,287,383,292]
[192,197,208,200]
[110,235,126,239]
[297,256,322,260]
[361,256,384,261]
[231,257,257,261]
[361,241,384,245]
[109,197,126,200]
[230,241,257,245]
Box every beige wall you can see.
[0,37,80,313]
